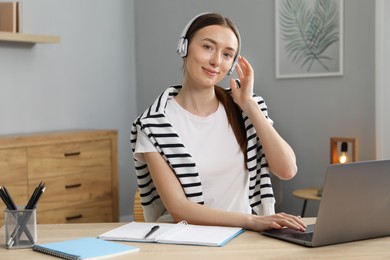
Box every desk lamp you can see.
[338,142,350,164]
[317,137,357,197]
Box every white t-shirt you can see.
[134,98,251,219]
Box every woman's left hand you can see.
[230,56,255,111]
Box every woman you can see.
[131,12,306,232]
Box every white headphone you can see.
[177,13,241,75]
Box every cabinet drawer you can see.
[0,148,28,225]
[28,172,112,211]
[37,199,113,224]
[0,130,118,224]
[27,140,111,179]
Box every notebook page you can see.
[154,220,187,240]
[156,224,243,246]
[99,222,178,242]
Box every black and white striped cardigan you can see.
[130,86,275,222]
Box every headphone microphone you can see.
[177,13,241,76]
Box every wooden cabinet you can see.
[0,130,118,225]
[0,148,28,211]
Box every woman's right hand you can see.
[248,212,307,232]
[144,152,305,232]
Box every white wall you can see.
[376,0,390,159]
[0,0,138,220]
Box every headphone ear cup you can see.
[177,38,188,57]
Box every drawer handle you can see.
[65,183,82,189]
[66,214,83,221]
[64,151,81,157]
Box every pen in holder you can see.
[1,182,45,249]
[5,207,37,249]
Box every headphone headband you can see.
[177,12,241,75]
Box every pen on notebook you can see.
[144,225,160,239]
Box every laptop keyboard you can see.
[286,232,313,242]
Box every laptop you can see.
[262,159,390,247]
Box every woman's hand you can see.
[248,213,307,232]
[230,56,256,112]
[229,56,297,180]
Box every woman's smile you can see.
[202,67,220,76]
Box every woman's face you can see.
[184,25,238,88]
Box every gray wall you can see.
[0,0,137,220]
[134,0,376,216]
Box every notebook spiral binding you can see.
[33,245,79,260]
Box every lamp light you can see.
[339,142,350,164]
[330,137,357,164]
[318,137,358,197]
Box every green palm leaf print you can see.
[280,0,339,72]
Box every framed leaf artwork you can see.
[275,0,344,78]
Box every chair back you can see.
[133,189,145,222]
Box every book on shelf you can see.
[98,221,244,247]
[32,237,139,260]
[0,1,21,33]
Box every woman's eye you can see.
[203,44,213,52]
[224,52,234,59]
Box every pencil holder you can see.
[5,207,37,249]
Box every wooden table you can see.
[1,218,389,259]
[293,188,322,217]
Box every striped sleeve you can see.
[130,87,205,221]
[246,94,276,216]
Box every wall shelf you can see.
[0,32,60,44]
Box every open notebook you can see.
[98,221,244,247]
